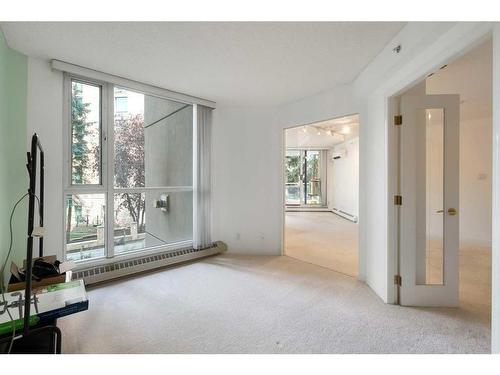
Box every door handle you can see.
[436,209,457,215]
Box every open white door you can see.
[399,94,460,307]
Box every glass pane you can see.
[114,88,193,188]
[416,108,444,285]
[65,194,106,261]
[113,191,193,254]
[305,150,322,205]
[71,81,101,185]
[285,150,301,205]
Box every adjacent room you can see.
[284,115,359,277]
[1,20,499,356]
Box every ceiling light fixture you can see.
[302,126,307,133]
[342,125,351,134]
[326,130,332,136]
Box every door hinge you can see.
[394,275,402,286]
[394,195,402,206]
[394,115,402,126]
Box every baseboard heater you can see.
[286,206,330,212]
[72,241,227,285]
[332,208,358,223]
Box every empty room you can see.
[1,3,500,371]
[284,114,359,276]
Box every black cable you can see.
[0,192,28,353]
[0,191,41,354]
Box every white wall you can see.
[211,85,360,258]
[327,137,359,217]
[458,116,492,247]
[211,106,282,254]
[26,57,64,260]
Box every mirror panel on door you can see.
[416,108,445,285]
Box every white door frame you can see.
[386,27,494,306]
[399,94,460,306]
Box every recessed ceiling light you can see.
[302,126,307,133]
[342,125,351,134]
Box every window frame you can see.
[63,73,194,267]
[64,75,108,190]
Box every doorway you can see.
[394,40,492,322]
[283,114,360,277]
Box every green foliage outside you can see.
[306,154,319,181]
[114,113,146,232]
[71,82,91,184]
[285,155,300,183]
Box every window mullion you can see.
[105,82,115,259]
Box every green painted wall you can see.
[0,29,28,284]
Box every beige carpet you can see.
[284,212,492,324]
[58,254,490,353]
[285,212,359,277]
[459,246,492,323]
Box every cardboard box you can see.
[7,255,75,292]
[7,273,69,292]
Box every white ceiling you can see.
[286,114,359,148]
[0,22,405,106]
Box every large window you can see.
[65,77,193,262]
